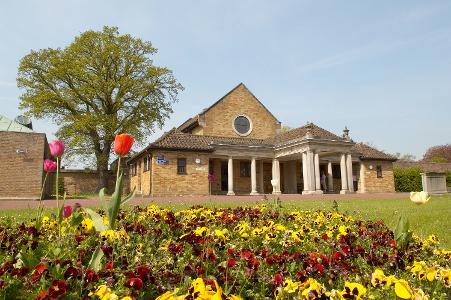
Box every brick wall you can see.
[49,170,121,196]
[0,132,47,199]
[361,160,395,193]
[150,151,210,196]
[200,84,280,139]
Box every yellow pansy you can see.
[252,227,264,236]
[100,229,116,243]
[81,218,94,233]
[274,224,286,231]
[339,282,366,300]
[291,230,304,243]
[300,278,325,299]
[265,232,277,241]
[194,227,208,237]
[283,279,300,293]
[214,228,228,240]
[440,268,450,287]
[394,279,413,299]
[42,216,50,224]
[371,269,387,287]
[428,234,439,244]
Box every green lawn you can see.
[1,194,450,248]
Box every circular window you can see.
[233,115,252,136]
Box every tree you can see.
[393,152,416,162]
[18,26,183,190]
[422,144,451,163]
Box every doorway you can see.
[220,161,228,191]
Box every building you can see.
[0,115,51,199]
[127,83,396,196]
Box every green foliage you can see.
[394,215,413,251]
[446,171,451,187]
[17,26,183,187]
[394,167,423,192]
[430,156,448,163]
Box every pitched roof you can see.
[0,115,33,133]
[265,123,345,145]
[178,83,280,132]
[352,143,397,161]
[393,161,451,172]
[150,129,269,151]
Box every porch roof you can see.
[351,143,397,161]
[265,123,345,146]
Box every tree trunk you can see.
[98,164,109,192]
[96,142,112,192]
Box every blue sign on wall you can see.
[156,156,169,165]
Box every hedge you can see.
[393,167,423,192]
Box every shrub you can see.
[394,167,423,192]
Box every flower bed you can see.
[0,204,449,299]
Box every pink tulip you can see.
[63,205,73,218]
[49,140,65,158]
[43,159,57,172]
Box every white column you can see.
[359,162,366,193]
[346,153,354,192]
[227,157,235,195]
[250,157,258,195]
[302,152,309,193]
[271,158,281,194]
[340,153,348,194]
[307,150,315,193]
[327,161,333,192]
[314,152,322,194]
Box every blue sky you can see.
[1,0,450,165]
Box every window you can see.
[240,161,251,177]
[376,165,383,178]
[177,158,186,175]
[144,154,151,172]
[209,159,214,175]
[129,163,137,176]
[233,115,252,135]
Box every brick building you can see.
[0,115,51,199]
[127,83,396,196]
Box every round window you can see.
[234,116,251,135]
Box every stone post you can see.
[327,161,333,192]
[250,157,258,195]
[302,152,309,193]
[314,152,322,194]
[340,153,348,194]
[359,162,366,193]
[346,153,354,192]
[307,150,315,193]
[271,158,281,194]
[227,157,235,196]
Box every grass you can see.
[1,194,450,248]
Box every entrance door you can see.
[221,161,228,191]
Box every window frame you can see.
[240,161,251,177]
[144,154,151,172]
[376,165,383,178]
[177,158,187,175]
[232,114,253,136]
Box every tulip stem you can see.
[56,157,59,212]
[116,156,121,184]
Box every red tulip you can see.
[49,140,65,158]
[43,159,57,172]
[62,206,72,218]
[114,134,134,156]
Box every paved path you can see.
[0,193,410,210]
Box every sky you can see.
[1,0,451,166]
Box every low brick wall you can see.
[49,170,129,196]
